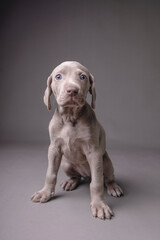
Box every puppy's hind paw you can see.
[107,182,123,197]
[60,178,80,191]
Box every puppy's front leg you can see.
[31,144,62,203]
[88,153,114,220]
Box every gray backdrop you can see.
[1,0,160,149]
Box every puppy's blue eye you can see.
[55,74,62,80]
[80,74,87,80]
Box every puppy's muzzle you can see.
[66,87,79,97]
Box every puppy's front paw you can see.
[31,189,54,203]
[90,201,114,220]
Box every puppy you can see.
[31,61,123,220]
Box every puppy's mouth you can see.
[58,95,85,107]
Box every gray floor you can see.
[0,144,160,240]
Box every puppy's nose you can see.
[66,87,78,96]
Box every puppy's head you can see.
[44,61,96,110]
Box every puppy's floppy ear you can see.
[43,75,52,110]
[89,73,96,109]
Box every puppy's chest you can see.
[59,123,90,158]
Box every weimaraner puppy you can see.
[31,61,123,220]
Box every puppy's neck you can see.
[57,104,87,125]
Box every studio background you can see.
[1,1,160,240]
[1,0,160,149]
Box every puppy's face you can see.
[44,61,96,110]
[51,61,90,108]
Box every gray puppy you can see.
[31,61,123,220]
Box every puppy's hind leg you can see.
[60,160,81,191]
[103,151,123,197]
